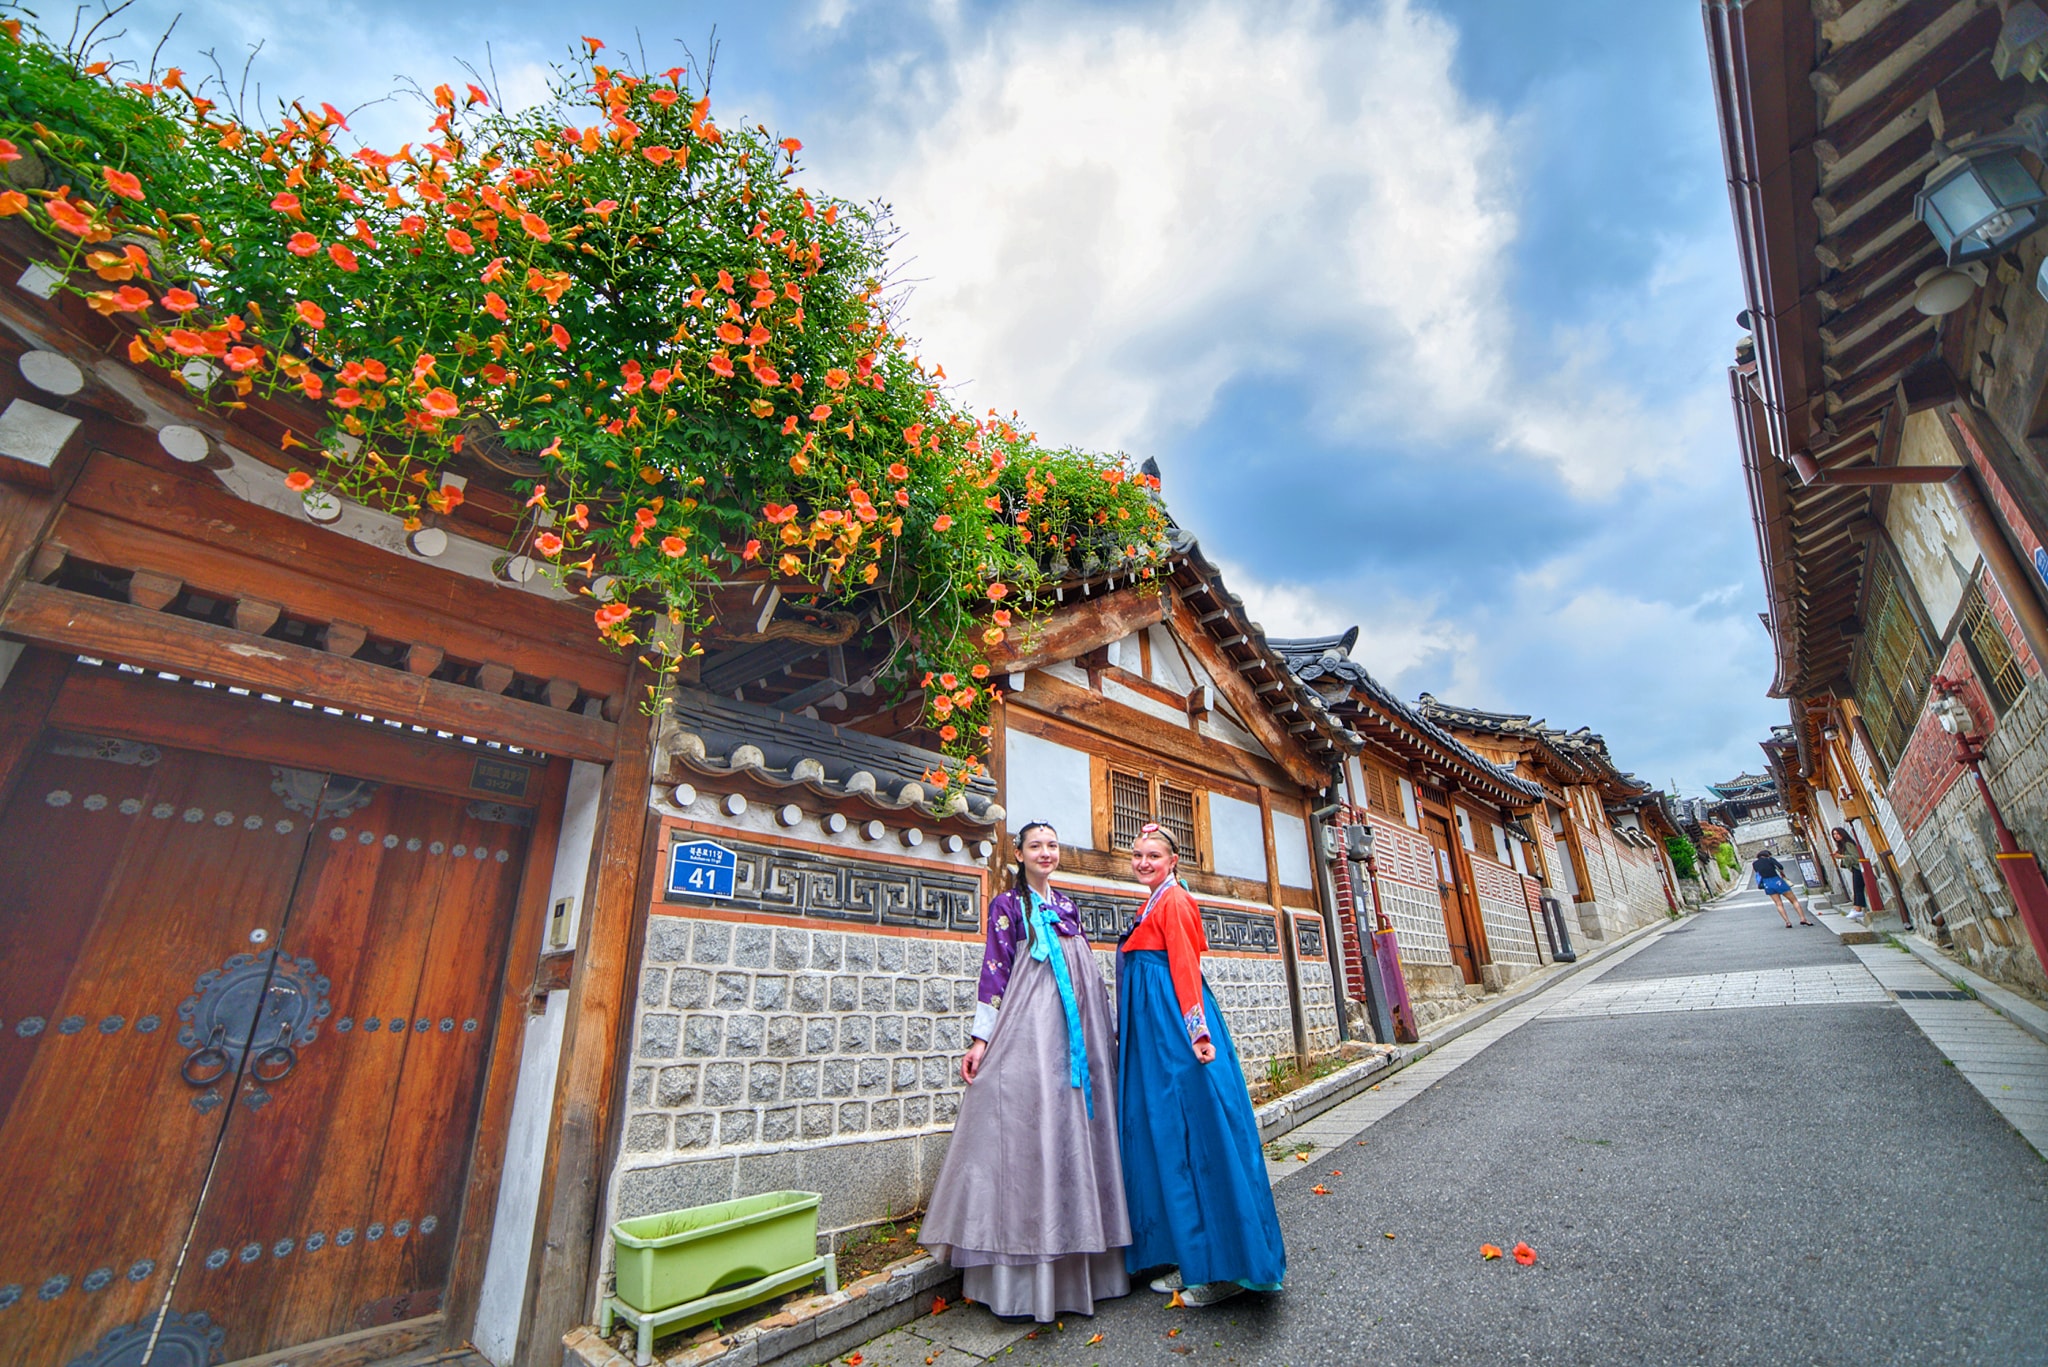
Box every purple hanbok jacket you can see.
[971,885,1086,1041]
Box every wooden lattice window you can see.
[1853,556,1935,767]
[1110,770,1150,850]
[1959,578,2027,714]
[1108,769,1202,863]
[1156,782,1197,857]
[1361,760,1401,815]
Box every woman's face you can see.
[1131,835,1177,889]
[1019,826,1061,879]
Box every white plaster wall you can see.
[1271,809,1311,888]
[1887,410,1974,633]
[470,757,606,1363]
[1102,676,1192,730]
[1398,777,1420,827]
[1147,624,1193,692]
[1005,729,1095,849]
[471,991,567,1365]
[1210,794,1268,882]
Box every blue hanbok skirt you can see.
[1116,949,1285,1290]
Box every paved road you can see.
[902,891,2048,1367]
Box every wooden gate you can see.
[1424,814,1482,985]
[0,720,526,1366]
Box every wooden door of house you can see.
[0,729,526,1367]
[1424,815,1481,985]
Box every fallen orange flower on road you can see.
[1514,1243,1537,1265]
[1086,1334,1104,1345]
[1480,1244,1503,1260]
[931,1297,947,1315]
[1311,1184,1329,1195]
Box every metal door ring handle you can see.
[250,1043,297,1083]
[181,1045,231,1087]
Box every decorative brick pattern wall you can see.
[1367,816,1451,967]
[1470,855,1540,966]
[1203,954,1296,1073]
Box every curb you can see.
[1889,933,2048,1049]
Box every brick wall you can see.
[1470,852,1541,968]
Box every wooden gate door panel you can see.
[168,781,526,1359]
[1424,816,1480,985]
[0,740,320,1367]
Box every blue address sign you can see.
[667,838,738,901]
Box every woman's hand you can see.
[961,1039,989,1084]
[1192,1040,1216,1064]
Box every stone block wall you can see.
[621,916,977,1164]
[1203,953,1296,1075]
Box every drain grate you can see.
[1894,989,1971,1001]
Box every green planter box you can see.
[612,1190,823,1314]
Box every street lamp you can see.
[1929,674,2048,976]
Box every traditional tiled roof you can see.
[1413,694,1650,798]
[1272,641,1544,805]
[659,687,1004,825]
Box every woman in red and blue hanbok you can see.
[920,822,1131,1320]
[1117,824,1285,1307]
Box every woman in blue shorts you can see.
[1751,847,1812,927]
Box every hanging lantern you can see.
[1914,148,2048,266]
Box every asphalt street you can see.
[990,892,2048,1367]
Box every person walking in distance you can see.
[1831,826,1870,923]
[1116,824,1285,1308]
[919,822,1130,1320]
[1752,846,1812,928]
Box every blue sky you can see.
[68,0,1776,794]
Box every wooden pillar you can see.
[521,666,657,1365]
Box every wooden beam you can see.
[524,664,656,1366]
[1816,230,1940,313]
[1813,181,1918,272]
[1164,593,1331,789]
[1814,7,2000,164]
[1811,465,1958,485]
[980,585,1167,675]
[1814,124,1936,228]
[441,755,571,1352]
[46,496,626,699]
[0,582,619,761]
[1810,0,1953,99]
[1258,786,1309,1065]
[62,454,623,685]
[46,665,547,808]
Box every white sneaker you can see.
[1180,1281,1244,1308]
[1149,1270,1183,1293]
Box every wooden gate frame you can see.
[0,246,654,1367]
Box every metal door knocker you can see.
[173,950,329,1101]
[179,1024,232,1087]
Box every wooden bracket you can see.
[476,661,516,694]
[544,677,579,710]
[323,620,368,657]
[403,643,445,676]
[28,541,67,583]
[127,570,182,611]
[232,597,282,635]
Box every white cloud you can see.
[1212,558,1479,692]
[821,0,1679,494]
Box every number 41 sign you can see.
[667,838,738,901]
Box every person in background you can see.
[1831,826,1869,923]
[919,822,1129,1320]
[1752,846,1812,928]
[1116,823,1284,1308]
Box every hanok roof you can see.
[1705,0,2022,696]
[1273,645,1544,806]
[659,687,1003,826]
[1412,694,1652,800]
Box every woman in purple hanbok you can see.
[919,822,1131,1320]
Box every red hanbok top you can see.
[1123,881,1210,1044]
